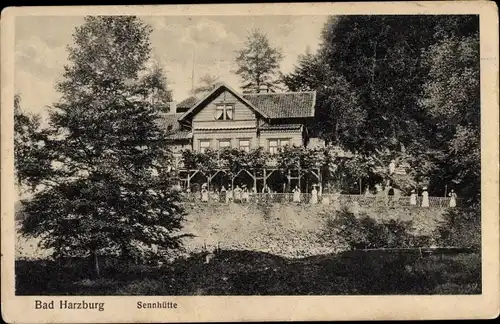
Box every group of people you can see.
[367,183,457,208]
[192,183,316,204]
[189,182,458,208]
[408,187,457,208]
[200,183,254,203]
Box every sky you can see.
[15,15,328,117]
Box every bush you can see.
[435,203,480,249]
[322,207,425,250]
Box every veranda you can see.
[177,162,323,194]
[172,147,357,194]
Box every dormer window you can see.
[215,104,234,121]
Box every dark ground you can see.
[16,249,481,295]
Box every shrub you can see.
[322,207,419,250]
[435,203,480,249]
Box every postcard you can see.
[1,2,499,322]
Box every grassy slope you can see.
[16,204,479,295]
[16,203,447,259]
[180,203,447,257]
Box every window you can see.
[268,139,290,154]
[199,140,211,153]
[239,139,250,152]
[218,139,231,149]
[269,140,279,154]
[215,104,234,121]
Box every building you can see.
[160,82,320,191]
[162,82,317,157]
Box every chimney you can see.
[169,101,177,114]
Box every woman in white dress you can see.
[448,189,457,207]
[242,185,249,203]
[292,186,301,203]
[234,185,242,203]
[421,187,429,207]
[311,185,318,204]
[409,189,417,206]
[201,184,209,202]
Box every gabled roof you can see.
[158,112,183,132]
[242,92,316,119]
[178,82,270,121]
[176,84,316,121]
[158,112,192,140]
[176,96,198,110]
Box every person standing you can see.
[292,185,301,203]
[387,185,395,207]
[311,185,318,204]
[242,185,249,203]
[234,185,242,203]
[449,189,457,207]
[388,160,396,175]
[201,184,209,202]
[220,185,227,203]
[421,187,429,207]
[251,186,257,203]
[226,185,233,203]
[409,189,417,206]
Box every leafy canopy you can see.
[19,16,186,266]
[234,29,284,93]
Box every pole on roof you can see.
[191,45,196,94]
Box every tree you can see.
[419,33,480,202]
[303,16,477,155]
[14,93,50,190]
[285,15,479,196]
[20,16,186,277]
[234,29,284,93]
[139,62,173,112]
[191,73,220,97]
[283,52,365,148]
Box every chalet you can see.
[162,82,317,156]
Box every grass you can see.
[16,249,481,295]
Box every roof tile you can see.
[243,92,315,118]
[176,89,316,120]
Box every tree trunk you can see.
[92,249,100,278]
[335,120,339,145]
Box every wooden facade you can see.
[163,83,322,191]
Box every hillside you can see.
[16,203,448,260]
[180,203,446,258]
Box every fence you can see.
[181,192,459,208]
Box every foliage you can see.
[322,207,429,250]
[14,94,52,190]
[435,203,481,249]
[181,149,219,171]
[16,250,481,295]
[275,146,327,171]
[191,73,220,97]
[418,33,480,202]
[139,62,173,112]
[19,16,186,277]
[283,53,366,146]
[234,29,284,93]
[284,15,480,200]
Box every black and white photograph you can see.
[2,2,499,322]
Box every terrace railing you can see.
[181,192,459,208]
